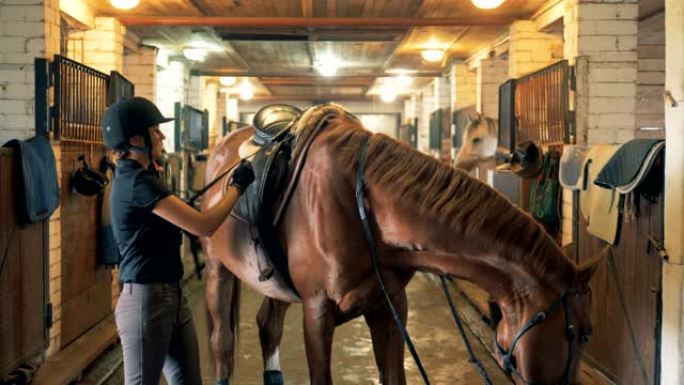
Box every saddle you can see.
[231,103,351,292]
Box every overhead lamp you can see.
[110,0,140,10]
[183,47,207,62]
[472,0,505,8]
[380,87,397,103]
[315,53,340,77]
[219,76,237,86]
[421,49,445,62]
[397,75,413,87]
[239,80,254,100]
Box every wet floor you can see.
[188,273,509,385]
[84,273,509,385]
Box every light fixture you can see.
[380,87,397,103]
[239,80,254,100]
[397,75,413,87]
[183,47,207,62]
[110,0,140,10]
[315,53,340,77]
[421,49,445,62]
[471,0,505,9]
[219,76,237,86]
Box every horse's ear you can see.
[574,246,609,287]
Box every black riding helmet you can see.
[102,97,173,152]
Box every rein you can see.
[355,136,589,385]
[355,137,431,385]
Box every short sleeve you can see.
[132,171,171,209]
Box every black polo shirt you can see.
[110,159,183,283]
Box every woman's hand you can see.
[229,159,255,194]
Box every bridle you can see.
[495,290,592,385]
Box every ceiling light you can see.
[315,53,340,77]
[380,87,397,103]
[471,0,505,9]
[110,0,140,10]
[219,76,237,86]
[397,75,413,87]
[239,80,254,100]
[183,47,207,62]
[421,49,445,62]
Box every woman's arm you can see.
[152,185,241,237]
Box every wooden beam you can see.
[119,16,515,27]
[301,0,313,18]
[195,70,445,77]
[258,77,374,86]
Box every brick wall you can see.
[453,63,477,110]
[477,57,508,118]
[509,20,564,79]
[123,44,157,101]
[636,12,665,138]
[156,61,189,151]
[565,0,638,145]
[67,17,124,74]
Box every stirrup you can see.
[259,266,275,281]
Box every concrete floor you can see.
[81,273,509,385]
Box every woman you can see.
[101,97,254,385]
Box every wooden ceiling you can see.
[86,0,552,100]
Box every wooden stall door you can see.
[59,143,111,348]
[0,149,48,377]
[578,159,663,385]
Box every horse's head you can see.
[454,112,498,171]
[494,251,605,385]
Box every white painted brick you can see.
[3,53,40,65]
[0,21,44,38]
[638,58,665,71]
[578,20,638,35]
[587,113,635,129]
[588,67,637,82]
[578,35,619,51]
[587,50,638,62]
[24,5,46,22]
[589,82,636,97]
[587,128,618,144]
[26,37,46,53]
[617,35,637,50]
[577,4,638,20]
[0,83,33,99]
[1,36,28,52]
[638,71,665,85]
[615,128,635,142]
[587,97,636,113]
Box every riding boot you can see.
[263,370,284,385]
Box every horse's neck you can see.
[368,187,568,303]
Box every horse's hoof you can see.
[216,379,230,385]
[263,370,284,385]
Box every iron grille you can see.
[108,71,134,105]
[514,60,572,146]
[53,55,109,144]
[184,106,208,151]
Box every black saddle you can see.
[233,104,302,290]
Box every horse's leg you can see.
[302,296,335,385]
[364,290,408,385]
[205,260,240,385]
[256,298,290,385]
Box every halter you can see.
[495,290,589,385]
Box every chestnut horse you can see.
[201,105,601,385]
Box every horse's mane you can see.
[295,111,575,291]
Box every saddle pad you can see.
[559,145,588,190]
[579,144,620,245]
[593,139,665,194]
[3,135,60,224]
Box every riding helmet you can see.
[101,97,173,151]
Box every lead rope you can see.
[439,275,493,385]
[355,138,431,385]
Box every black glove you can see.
[229,159,255,194]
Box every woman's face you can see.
[149,125,166,162]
